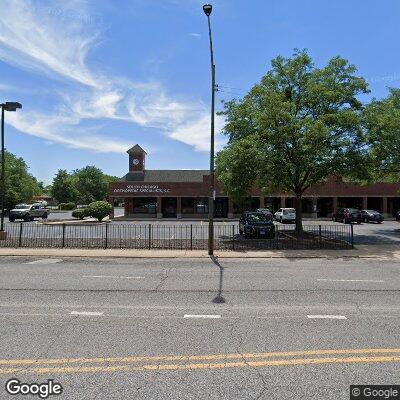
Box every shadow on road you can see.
[210,256,226,304]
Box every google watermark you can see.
[350,385,400,400]
[5,379,63,399]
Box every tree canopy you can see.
[51,166,118,205]
[0,150,42,211]
[216,50,370,230]
[363,88,400,183]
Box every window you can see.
[196,198,208,214]
[132,197,156,214]
[182,198,195,214]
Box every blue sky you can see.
[1,0,400,184]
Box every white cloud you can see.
[7,111,130,153]
[0,0,99,87]
[0,0,224,154]
[170,114,227,152]
[190,33,201,38]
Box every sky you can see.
[1,0,400,184]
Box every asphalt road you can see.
[0,256,399,399]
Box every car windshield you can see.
[283,209,295,215]
[247,213,269,222]
[14,205,30,209]
[366,210,378,214]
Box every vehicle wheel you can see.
[357,220,361,224]
[9,217,15,222]
[42,213,48,219]
[23,215,30,222]
[378,221,382,224]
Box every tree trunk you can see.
[294,193,303,232]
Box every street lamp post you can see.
[0,102,22,240]
[203,3,216,256]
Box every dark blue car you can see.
[239,212,275,239]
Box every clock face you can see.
[132,159,140,166]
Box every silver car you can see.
[9,203,50,222]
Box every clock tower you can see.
[127,144,146,172]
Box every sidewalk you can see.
[0,245,399,259]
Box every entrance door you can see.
[214,197,228,218]
[162,197,177,218]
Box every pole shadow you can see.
[210,255,226,304]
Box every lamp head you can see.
[3,102,22,111]
[203,4,212,16]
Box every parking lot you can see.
[2,208,399,245]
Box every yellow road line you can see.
[1,355,399,375]
[0,348,400,367]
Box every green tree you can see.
[363,88,400,182]
[0,150,41,211]
[72,166,109,204]
[216,50,369,231]
[51,169,77,204]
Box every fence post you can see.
[62,224,66,248]
[190,224,193,251]
[232,224,235,250]
[148,224,151,250]
[350,223,354,249]
[18,223,23,247]
[105,223,108,249]
[318,225,322,248]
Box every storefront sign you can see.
[112,184,171,194]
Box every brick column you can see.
[280,195,285,208]
[382,197,388,216]
[362,196,368,210]
[176,197,182,219]
[333,197,338,214]
[157,197,162,219]
[228,198,234,219]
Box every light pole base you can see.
[0,230,7,241]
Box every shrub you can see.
[59,202,76,210]
[85,201,113,222]
[72,209,87,220]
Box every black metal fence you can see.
[0,223,353,250]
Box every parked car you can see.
[239,212,275,239]
[396,210,400,221]
[274,208,296,223]
[255,208,273,220]
[360,209,384,223]
[332,208,362,224]
[8,203,50,222]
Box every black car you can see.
[360,209,384,223]
[239,212,275,239]
[332,208,362,224]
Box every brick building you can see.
[108,145,400,219]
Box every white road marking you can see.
[70,311,104,316]
[317,279,384,283]
[82,275,144,279]
[25,259,63,265]
[307,315,347,320]
[184,314,221,319]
